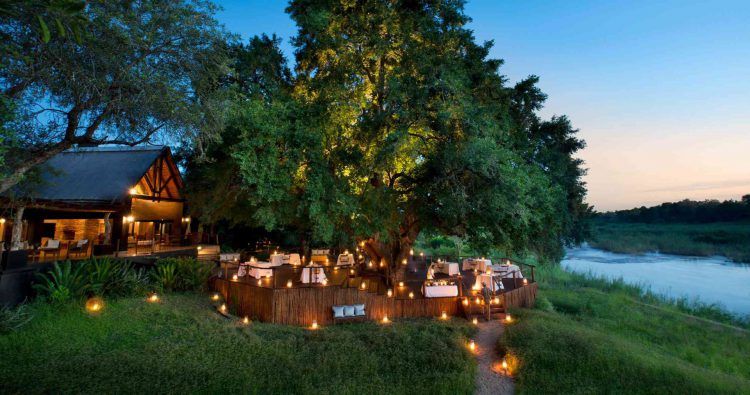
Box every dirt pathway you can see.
[473,319,514,395]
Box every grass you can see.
[589,221,750,262]
[0,294,475,394]
[501,265,750,394]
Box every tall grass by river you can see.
[589,221,750,263]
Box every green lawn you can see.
[0,294,475,394]
[501,266,750,394]
[589,221,750,262]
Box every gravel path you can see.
[473,319,514,395]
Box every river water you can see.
[561,245,750,317]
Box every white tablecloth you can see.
[269,254,284,266]
[474,273,504,292]
[336,253,354,266]
[462,258,492,272]
[423,284,459,298]
[287,253,301,265]
[491,264,523,278]
[431,262,460,276]
[246,261,280,279]
[300,265,327,284]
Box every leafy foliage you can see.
[596,197,750,223]
[84,257,150,297]
[187,0,590,270]
[33,261,87,304]
[0,0,230,193]
[152,258,212,292]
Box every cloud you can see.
[641,179,750,193]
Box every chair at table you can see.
[67,239,90,259]
[39,239,61,261]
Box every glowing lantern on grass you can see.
[86,297,103,313]
[441,311,448,320]
[472,317,478,325]
[211,293,220,301]
[311,320,319,330]
[243,316,250,325]
[469,340,476,351]
[505,314,512,323]
[382,315,390,323]
[219,304,227,313]
[147,293,159,303]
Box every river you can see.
[561,245,750,317]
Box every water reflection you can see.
[562,245,750,316]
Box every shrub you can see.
[151,262,178,292]
[152,258,213,292]
[0,304,33,334]
[84,257,152,297]
[33,261,88,304]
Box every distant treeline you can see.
[596,195,750,223]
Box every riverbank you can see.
[589,221,750,263]
[500,265,750,394]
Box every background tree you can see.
[0,0,229,193]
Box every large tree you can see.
[190,0,589,275]
[0,0,229,193]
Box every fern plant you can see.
[33,261,88,303]
[152,262,178,292]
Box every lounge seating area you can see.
[212,249,537,326]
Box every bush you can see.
[153,258,212,292]
[0,304,33,334]
[85,257,150,297]
[33,261,88,304]
[151,262,178,292]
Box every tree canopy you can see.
[186,0,589,271]
[0,0,229,194]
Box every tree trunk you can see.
[362,214,420,283]
[0,142,72,195]
[103,212,112,245]
[10,205,25,250]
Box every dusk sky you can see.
[215,0,750,211]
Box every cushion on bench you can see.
[354,304,365,316]
[333,306,345,318]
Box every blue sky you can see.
[215,0,750,211]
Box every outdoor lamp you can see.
[505,314,512,323]
[147,293,159,303]
[408,291,414,299]
[86,297,104,313]
[387,289,393,297]
[469,340,476,351]
[129,187,137,195]
[311,320,318,330]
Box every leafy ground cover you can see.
[0,294,475,394]
[501,266,750,394]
